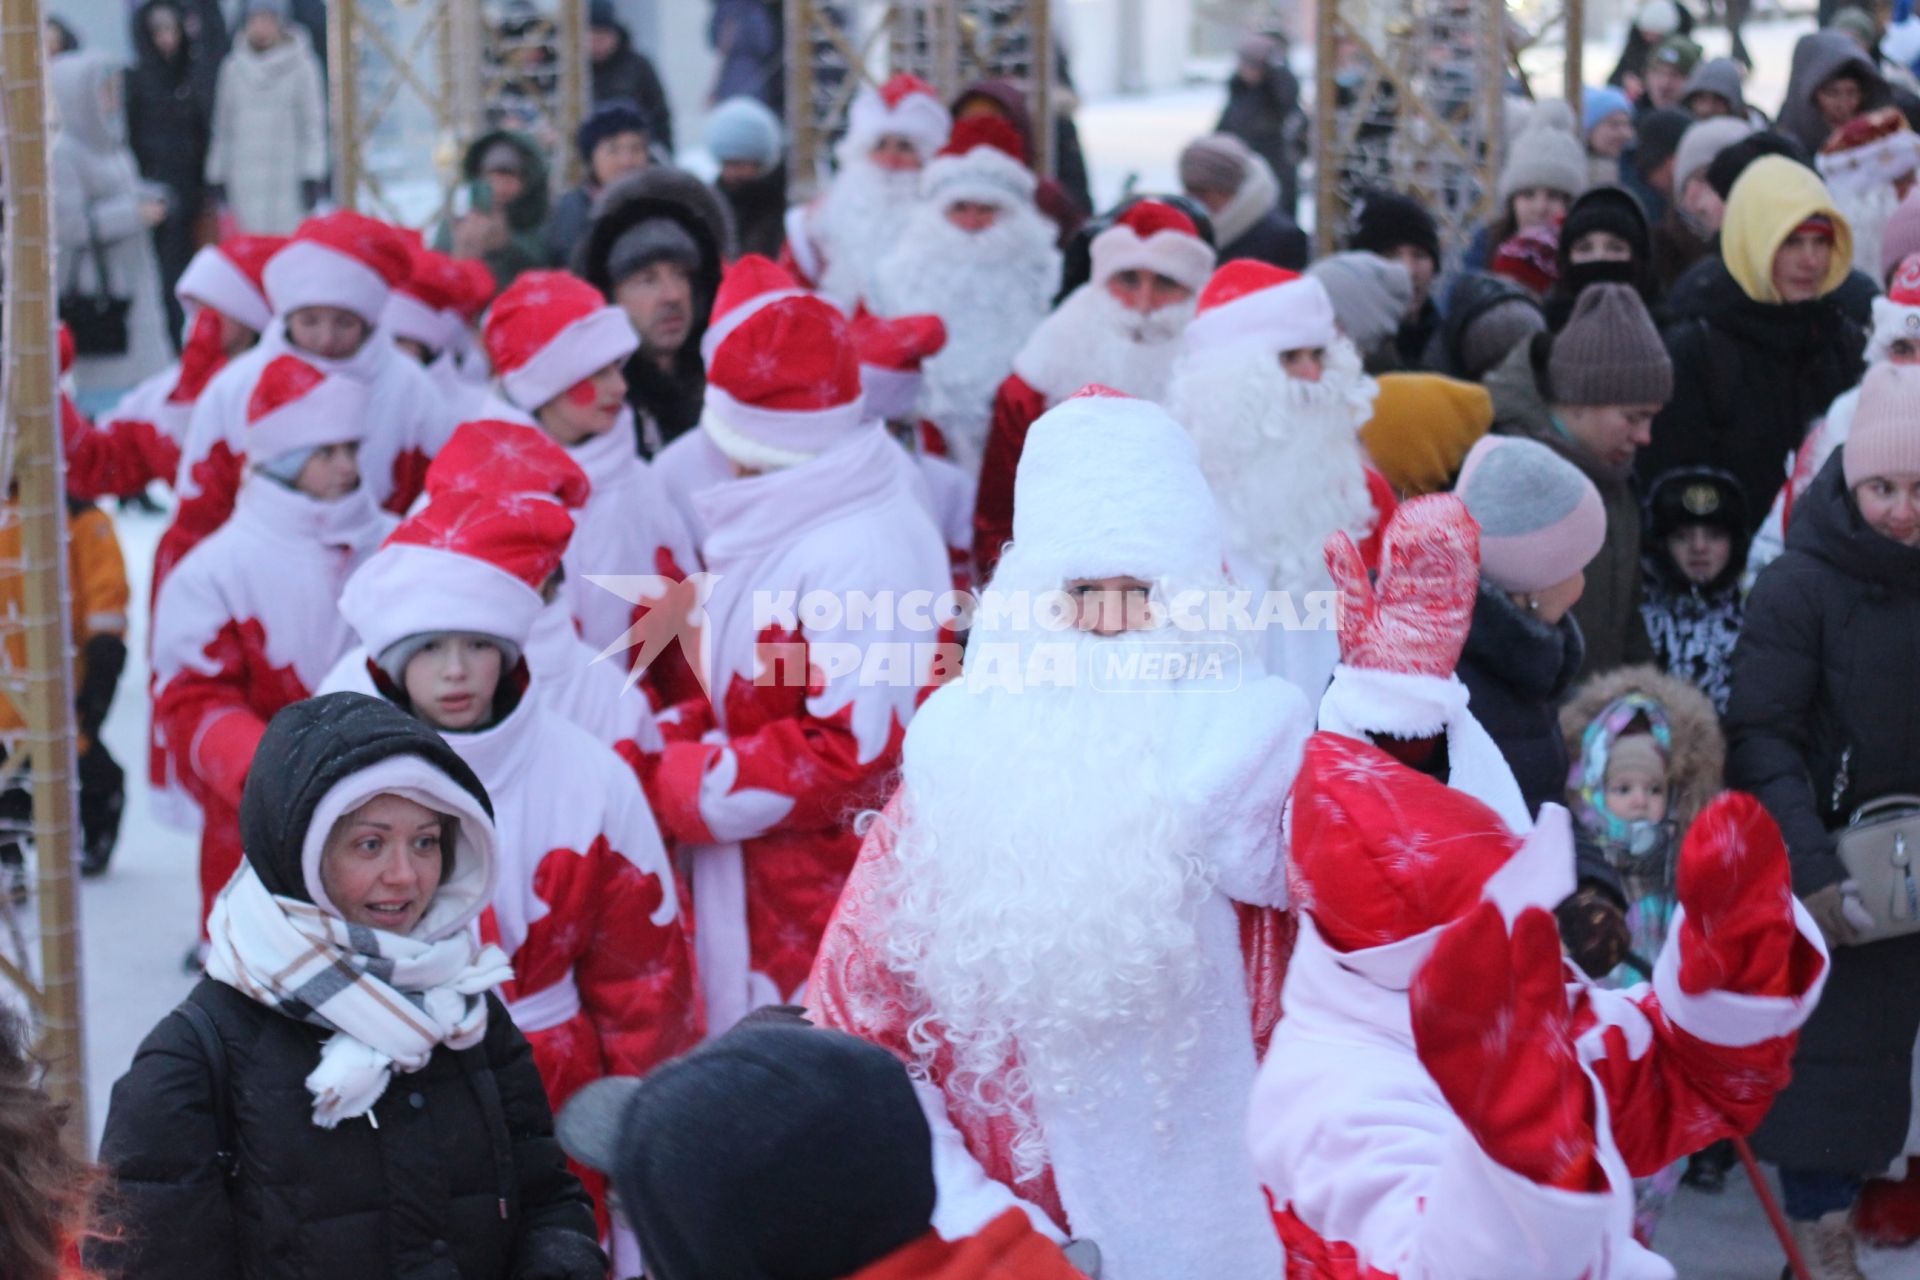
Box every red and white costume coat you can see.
[159,329,450,589]
[640,425,951,1031]
[151,479,390,925]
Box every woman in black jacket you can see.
[90,693,604,1280]
[1729,364,1920,1269]
[126,0,216,345]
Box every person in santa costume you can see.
[325,487,699,1247]
[480,270,699,690]
[972,200,1217,581]
[635,254,950,1035]
[866,115,1063,474]
[851,306,977,588]
[159,212,453,594]
[1249,536,1829,1278]
[1817,108,1920,281]
[808,388,1312,1279]
[782,72,951,307]
[69,234,287,503]
[1164,260,1396,698]
[382,242,497,417]
[152,355,395,941]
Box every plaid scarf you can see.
[207,864,514,1128]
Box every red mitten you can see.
[1411,903,1604,1193]
[1676,792,1802,998]
[1324,493,1480,676]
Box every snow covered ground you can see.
[66,12,1920,1271]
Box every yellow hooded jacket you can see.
[1720,155,1853,304]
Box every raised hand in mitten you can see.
[1675,792,1808,998]
[1324,493,1480,676]
[1411,902,1604,1192]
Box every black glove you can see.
[1554,884,1632,980]
[207,182,227,207]
[301,178,327,210]
[75,633,126,741]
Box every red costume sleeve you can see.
[574,832,704,1074]
[972,375,1047,584]
[64,401,180,501]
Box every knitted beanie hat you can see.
[1307,252,1414,353]
[1455,434,1608,593]
[1633,108,1694,178]
[576,102,650,165]
[1674,117,1757,195]
[706,96,784,168]
[1844,363,1920,486]
[1347,189,1442,265]
[1178,133,1253,196]
[1458,296,1547,379]
[1360,373,1494,497]
[1548,283,1673,406]
[1705,132,1810,201]
[1499,120,1590,204]
[1582,86,1635,140]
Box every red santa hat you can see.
[1288,731,1575,984]
[244,354,371,463]
[1183,260,1339,358]
[700,255,867,470]
[1315,495,1533,832]
[484,270,640,414]
[262,211,415,326]
[384,246,497,356]
[844,72,951,161]
[1088,201,1218,293]
[1000,385,1224,587]
[851,307,947,423]
[424,418,593,510]
[340,489,576,663]
[920,115,1037,209]
[1868,252,1920,362]
[1816,107,1920,199]
[176,234,287,333]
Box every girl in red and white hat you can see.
[325,488,700,1241]
[161,212,455,594]
[152,355,395,943]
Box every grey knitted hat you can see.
[1499,120,1590,204]
[1179,133,1253,197]
[1459,297,1548,379]
[1547,283,1673,406]
[1307,252,1414,353]
[1674,116,1756,193]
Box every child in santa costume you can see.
[480,270,698,683]
[782,73,951,308]
[160,212,452,593]
[152,356,394,938]
[637,255,950,1034]
[382,243,496,419]
[851,306,977,588]
[867,115,1064,473]
[1164,260,1397,699]
[972,199,1216,580]
[1250,573,1828,1280]
[327,488,700,1239]
[71,234,286,503]
[809,387,1311,1279]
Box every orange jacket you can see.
[0,500,129,737]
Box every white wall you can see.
[1060,0,1196,99]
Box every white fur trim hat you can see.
[845,72,951,160]
[262,211,414,326]
[176,235,285,333]
[920,115,1038,209]
[245,355,371,463]
[483,271,640,414]
[1089,200,1218,292]
[1184,260,1339,357]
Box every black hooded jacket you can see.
[1456,585,1589,820]
[588,12,674,154]
[1732,455,1920,1175]
[1420,270,1544,378]
[89,694,602,1280]
[126,0,216,200]
[574,166,735,457]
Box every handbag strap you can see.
[66,200,115,297]
[173,995,239,1183]
[1851,795,1920,825]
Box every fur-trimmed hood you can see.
[573,164,736,347]
[1558,662,1724,832]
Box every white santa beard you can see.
[815,160,923,304]
[871,202,1062,472]
[1015,284,1196,405]
[1833,181,1899,280]
[1167,338,1379,592]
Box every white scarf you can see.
[207,866,513,1127]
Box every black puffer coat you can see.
[1642,260,1864,530]
[573,166,735,457]
[89,695,602,1280]
[1456,583,1587,820]
[1730,453,1920,1174]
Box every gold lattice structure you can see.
[330,0,590,230]
[1313,0,1584,259]
[0,0,89,1153]
[786,0,1053,202]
